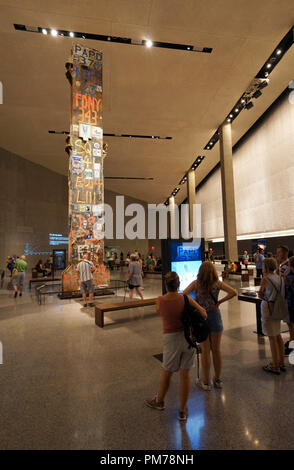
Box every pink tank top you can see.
[158,295,185,334]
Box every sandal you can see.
[262,364,280,375]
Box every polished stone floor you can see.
[0,269,293,450]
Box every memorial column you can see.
[219,122,238,261]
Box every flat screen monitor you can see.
[161,238,204,294]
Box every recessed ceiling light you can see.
[276,49,282,55]
[51,29,58,36]
[187,46,190,50]
[241,98,245,103]
[265,72,269,77]
[69,31,74,37]
[229,114,233,118]
[42,28,47,35]
[266,63,271,68]
[235,108,239,112]
[227,118,231,122]
[146,40,153,48]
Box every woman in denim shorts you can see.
[145,272,207,421]
[184,261,237,391]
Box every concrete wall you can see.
[0,147,154,272]
[0,146,68,271]
[197,90,294,240]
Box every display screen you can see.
[170,240,202,292]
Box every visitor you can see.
[285,256,294,356]
[76,254,96,308]
[35,259,47,277]
[13,255,27,298]
[146,255,153,271]
[254,248,264,278]
[127,254,143,300]
[145,272,207,422]
[276,245,291,355]
[242,250,249,269]
[258,258,286,374]
[44,259,52,276]
[154,257,162,272]
[120,251,124,262]
[222,258,234,280]
[276,245,289,277]
[209,248,214,263]
[137,253,143,272]
[6,256,15,277]
[184,261,237,390]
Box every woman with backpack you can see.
[184,261,237,391]
[258,257,288,374]
[145,272,207,422]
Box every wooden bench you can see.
[29,277,61,290]
[95,298,157,327]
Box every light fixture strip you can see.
[165,156,205,204]
[14,24,213,53]
[48,130,172,140]
[203,26,294,151]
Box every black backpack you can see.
[182,295,210,348]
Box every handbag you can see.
[12,268,18,278]
[266,277,289,321]
[182,295,210,346]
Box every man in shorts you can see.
[76,254,96,307]
[13,255,27,298]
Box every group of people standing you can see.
[145,261,237,421]
[145,246,294,421]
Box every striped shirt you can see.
[76,260,94,282]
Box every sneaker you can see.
[213,378,223,389]
[197,381,212,391]
[144,397,165,411]
[14,292,17,298]
[179,408,188,422]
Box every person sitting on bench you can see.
[35,259,47,277]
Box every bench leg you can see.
[95,309,104,328]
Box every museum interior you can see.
[1,0,294,452]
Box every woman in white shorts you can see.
[258,257,286,375]
[145,272,206,422]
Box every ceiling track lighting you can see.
[245,101,254,110]
[14,24,213,53]
[48,130,172,140]
[203,26,294,151]
[164,156,205,204]
[253,89,262,99]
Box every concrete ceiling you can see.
[0,0,294,203]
